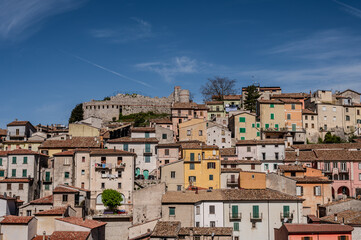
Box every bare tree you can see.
[200,76,238,101]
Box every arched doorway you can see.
[135,168,140,177]
[96,194,103,205]
[143,170,149,180]
[338,186,350,196]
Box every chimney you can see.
[195,187,198,194]
[43,231,46,240]
[334,214,338,222]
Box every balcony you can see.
[229,213,242,221]
[250,213,263,222]
[227,179,238,186]
[115,163,126,169]
[95,163,112,169]
[339,168,348,173]
[143,150,153,156]
[280,212,293,222]
[43,176,52,183]
[101,174,117,179]
[322,168,332,173]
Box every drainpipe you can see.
[268,200,270,240]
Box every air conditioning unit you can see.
[101,174,108,178]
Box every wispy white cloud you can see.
[135,56,201,82]
[0,0,84,40]
[333,0,361,19]
[90,17,153,43]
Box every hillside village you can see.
[1,85,361,240]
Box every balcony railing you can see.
[227,179,238,186]
[143,150,153,155]
[115,163,126,169]
[250,213,263,222]
[95,163,112,169]
[340,168,348,173]
[280,212,293,221]
[229,213,242,221]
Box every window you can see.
[27,210,31,216]
[145,132,149,138]
[305,115,308,120]
[338,237,347,240]
[187,130,191,136]
[275,124,279,130]
[265,124,269,129]
[233,222,239,231]
[0,170,4,177]
[247,146,251,152]
[82,156,85,162]
[241,137,245,140]
[207,162,216,169]
[7,183,11,190]
[275,152,279,160]
[210,221,215,227]
[189,176,196,182]
[251,164,255,170]
[22,169,27,177]
[165,160,169,164]
[195,222,200,227]
[169,207,175,216]
[209,175,213,180]
[81,170,85,175]
[312,123,315,128]
[291,104,295,110]
[0,158,2,166]
[346,108,349,113]
[256,123,260,128]
[12,169,16,177]
[171,171,176,178]
[270,104,274,108]
[311,116,314,120]
[359,173,361,181]
[283,205,290,218]
[12,157,16,164]
[177,185,182,191]
[198,130,203,136]
[333,107,336,112]
[262,153,266,160]
[64,158,70,165]
[45,184,50,190]
[287,114,291,120]
[209,205,215,214]
[239,117,245,122]
[322,106,326,111]
[162,134,167,139]
[62,194,68,202]
[346,115,350,121]
[23,157,27,164]
[270,113,275,120]
[19,183,23,190]
[190,163,195,170]
[196,206,200,215]
[264,163,268,171]
[257,132,260,137]
[118,183,122,189]
[64,172,69,178]
[296,186,303,196]
[314,186,321,196]
[123,144,128,151]
[359,162,361,170]
[252,123,255,128]
[118,171,122,178]
[239,128,246,133]
[190,153,195,161]
[252,205,259,218]
[145,156,150,163]
[101,183,105,189]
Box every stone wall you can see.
[83,87,190,122]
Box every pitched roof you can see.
[0,128,7,136]
[313,149,361,161]
[282,223,353,233]
[131,127,156,133]
[58,184,90,192]
[0,178,31,183]
[49,231,90,240]
[55,217,106,229]
[6,149,45,156]
[284,151,318,162]
[7,121,31,126]
[150,221,181,237]
[302,109,317,115]
[221,160,262,165]
[236,139,284,146]
[272,93,309,99]
[219,147,236,156]
[258,99,283,104]
[279,99,302,104]
[278,165,305,172]
[319,198,355,207]
[320,210,361,225]
[1,216,34,224]
[53,186,79,193]
[29,195,53,205]
[205,101,223,105]
[179,141,218,150]
[53,151,75,156]
[90,149,136,156]
[292,143,361,150]
[107,137,158,143]
[293,176,333,184]
[35,207,67,216]
[39,137,101,149]
[178,227,233,236]
[156,143,181,148]
[223,95,242,100]
[172,102,208,110]
[221,168,242,173]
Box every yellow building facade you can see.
[178,119,207,143]
[231,112,260,140]
[182,144,220,189]
[259,99,285,130]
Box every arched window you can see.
[120,193,126,204]
[135,168,140,177]
[96,194,103,205]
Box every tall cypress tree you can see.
[244,85,261,112]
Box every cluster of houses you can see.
[0,86,361,240]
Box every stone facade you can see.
[83,86,190,122]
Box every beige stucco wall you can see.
[260,102,285,130]
[178,119,207,142]
[232,113,260,140]
[36,215,57,236]
[160,161,184,191]
[69,124,100,137]
[161,203,194,227]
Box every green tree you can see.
[69,103,84,123]
[323,132,341,143]
[102,189,123,210]
[103,96,111,101]
[243,85,261,112]
[200,76,238,101]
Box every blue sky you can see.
[1,0,361,128]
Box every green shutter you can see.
[241,137,245,140]
[209,175,213,180]
[123,144,128,151]
[65,172,69,178]
[45,184,50,190]
[275,124,279,130]
[12,157,16,164]
[265,124,269,129]
[145,156,150,163]
[23,157,27,164]
[232,205,238,218]
[270,113,274,120]
[190,153,195,161]
[257,132,260,137]
[239,117,245,122]
[12,169,16,177]
[292,124,297,131]
[22,169,27,177]
[287,114,291,120]
[256,123,260,128]
[0,158,2,166]
[45,172,50,182]
[190,163,195,170]
[240,128,246,133]
[169,207,175,215]
[270,104,274,108]
[252,123,255,128]
[145,132,149,138]
[253,205,259,218]
[0,170,4,177]
[145,144,150,153]
[233,222,239,231]
[283,205,290,218]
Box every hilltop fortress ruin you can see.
[83,86,190,122]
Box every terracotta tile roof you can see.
[107,137,158,143]
[90,149,136,156]
[0,128,7,136]
[32,235,50,240]
[223,95,242,100]
[278,165,305,172]
[0,178,31,183]
[272,93,309,99]
[150,118,172,124]
[313,149,361,161]
[53,151,75,156]
[279,99,302,104]
[282,223,353,233]
[1,216,34,224]
[178,141,218,150]
[35,207,67,216]
[162,189,301,203]
[294,176,332,184]
[156,143,181,148]
[258,99,283,104]
[221,160,262,165]
[284,151,318,162]
[219,147,236,156]
[319,198,355,207]
[55,217,106,229]
[172,102,208,110]
[320,210,361,225]
[292,143,361,150]
[302,109,317,115]
[0,151,8,156]
[29,195,53,205]
[236,139,284,146]
[39,137,101,149]
[221,168,242,173]
[131,127,156,133]
[205,101,223,105]
[151,221,181,237]
[6,149,45,156]
[50,231,90,240]
[58,184,90,192]
[178,227,233,236]
[7,121,31,126]
[53,186,79,193]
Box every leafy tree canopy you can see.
[243,85,261,112]
[323,132,342,143]
[200,76,238,101]
[69,103,84,123]
[102,189,123,210]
